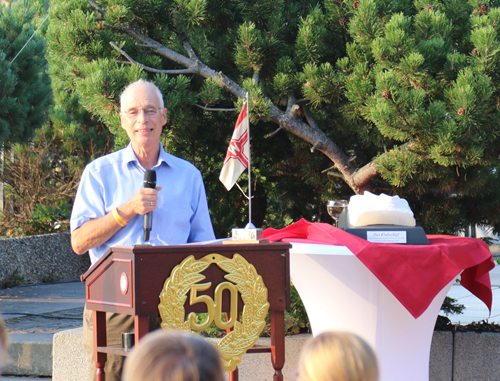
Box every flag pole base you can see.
[231,227,263,240]
[223,227,266,244]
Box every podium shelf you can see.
[97,346,132,357]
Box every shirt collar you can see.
[122,142,170,170]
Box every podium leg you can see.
[134,315,149,344]
[226,311,239,381]
[270,310,285,381]
[229,367,239,381]
[93,311,107,381]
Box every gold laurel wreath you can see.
[158,253,269,372]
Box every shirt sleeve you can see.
[70,164,105,233]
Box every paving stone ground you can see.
[0,280,85,334]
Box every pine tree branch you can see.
[351,162,378,188]
[302,104,321,132]
[110,42,198,74]
[327,171,345,179]
[297,104,332,155]
[120,26,236,88]
[194,104,238,112]
[180,34,200,61]
[116,60,196,74]
[286,95,296,113]
[270,106,374,193]
[89,0,105,17]
[253,69,260,82]
[389,98,411,128]
[311,143,321,152]
[267,126,283,138]
[321,165,336,173]
[106,22,378,193]
[289,104,300,118]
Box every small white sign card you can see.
[367,231,407,244]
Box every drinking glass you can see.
[327,200,348,228]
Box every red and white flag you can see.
[219,103,250,191]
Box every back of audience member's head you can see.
[122,330,223,381]
[298,331,378,381]
[0,313,10,373]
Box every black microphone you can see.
[143,170,156,241]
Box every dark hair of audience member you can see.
[122,330,224,381]
[298,331,378,381]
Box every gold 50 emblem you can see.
[158,253,269,372]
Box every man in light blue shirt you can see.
[70,138,215,265]
[70,79,215,381]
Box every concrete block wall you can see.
[0,232,90,285]
[453,332,500,381]
[51,329,500,381]
[52,328,89,381]
[3,333,53,377]
[429,331,453,381]
[52,329,310,381]
[227,334,310,380]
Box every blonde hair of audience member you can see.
[123,330,223,381]
[298,331,378,381]
[0,313,10,371]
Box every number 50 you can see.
[187,282,239,330]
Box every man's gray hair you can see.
[120,79,165,111]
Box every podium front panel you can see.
[82,243,291,317]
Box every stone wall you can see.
[50,329,500,381]
[0,232,90,285]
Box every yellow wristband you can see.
[112,208,127,227]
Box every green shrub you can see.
[1,269,25,289]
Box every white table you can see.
[289,242,455,381]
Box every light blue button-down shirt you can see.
[70,143,216,265]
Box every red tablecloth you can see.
[263,219,495,318]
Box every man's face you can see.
[120,84,167,150]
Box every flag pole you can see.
[246,92,253,228]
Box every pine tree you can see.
[0,0,51,146]
[0,0,73,236]
[46,0,500,236]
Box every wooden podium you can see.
[81,242,291,381]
